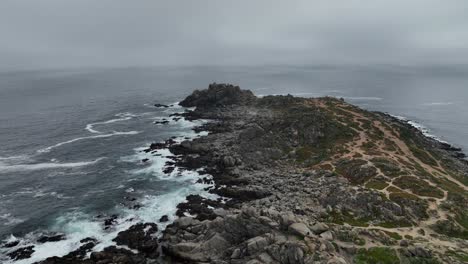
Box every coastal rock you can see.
[7,246,35,260]
[179,83,256,107]
[113,223,159,258]
[37,234,65,243]
[159,215,169,222]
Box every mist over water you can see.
[1,65,468,262]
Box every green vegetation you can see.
[408,144,438,166]
[335,159,377,184]
[365,178,389,190]
[354,247,399,264]
[393,176,444,199]
[446,250,468,262]
[455,210,468,230]
[325,210,371,227]
[383,230,402,240]
[431,220,468,239]
[371,157,404,177]
[378,219,413,228]
[389,191,419,201]
[335,229,366,245]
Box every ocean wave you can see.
[342,96,383,101]
[0,155,30,161]
[0,158,105,172]
[85,112,140,134]
[421,102,454,106]
[38,131,140,153]
[0,213,25,226]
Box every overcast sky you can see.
[1,0,467,71]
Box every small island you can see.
[38,84,468,264]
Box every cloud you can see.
[1,0,467,70]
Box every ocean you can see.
[1,65,467,263]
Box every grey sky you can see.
[1,0,467,70]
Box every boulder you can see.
[247,236,269,255]
[310,222,329,235]
[159,215,169,222]
[288,223,312,237]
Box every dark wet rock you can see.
[3,240,19,248]
[159,215,169,222]
[141,158,149,163]
[175,194,225,221]
[154,120,169,125]
[80,237,97,244]
[154,103,169,108]
[37,234,65,243]
[113,223,159,258]
[8,246,35,260]
[163,166,175,174]
[62,239,97,259]
[103,214,118,229]
[91,246,146,264]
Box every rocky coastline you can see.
[5,83,468,263]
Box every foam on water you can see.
[85,112,145,134]
[0,158,106,173]
[392,115,449,144]
[343,96,383,101]
[0,214,25,226]
[37,131,140,153]
[421,102,455,106]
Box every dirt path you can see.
[306,99,468,253]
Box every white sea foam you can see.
[422,102,454,106]
[391,115,449,144]
[0,158,105,172]
[85,112,141,134]
[38,131,140,153]
[0,155,30,161]
[0,213,25,226]
[343,96,383,101]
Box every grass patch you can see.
[354,247,399,264]
[366,178,389,190]
[393,176,444,199]
[377,219,413,228]
[383,230,402,240]
[446,250,468,262]
[431,220,468,239]
[371,157,403,177]
[389,191,420,201]
[325,210,371,227]
[408,144,438,166]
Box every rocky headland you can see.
[20,84,468,263]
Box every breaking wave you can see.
[37,131,140,153]
[0,158,105,173]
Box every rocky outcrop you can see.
[113,223,159,259]
[179,83,256,108]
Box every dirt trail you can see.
[307,99,468,252]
